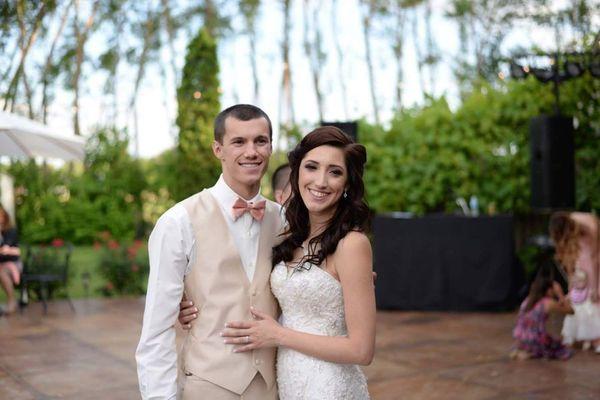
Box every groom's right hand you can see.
[178,300,198,330]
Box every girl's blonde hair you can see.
[549,212,580,275]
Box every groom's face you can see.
[213,117,272,196]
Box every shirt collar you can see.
[211,174,264,212]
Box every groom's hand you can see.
[221,307,283,352]
[178,300,198,330]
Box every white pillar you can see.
[0,173,15,224]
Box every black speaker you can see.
[320,121,358,142]
[529,115,575,209]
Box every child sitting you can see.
[561,269,600,351]
[512,272,574,360]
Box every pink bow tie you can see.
[232,198,266,221]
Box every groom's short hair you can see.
[214,104,273,143]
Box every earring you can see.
[343,190,348,199]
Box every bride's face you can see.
[298,145,347,218]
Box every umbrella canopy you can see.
[0,111,85,161]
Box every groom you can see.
[136,104,285,400]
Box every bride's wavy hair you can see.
[272,126,370,267]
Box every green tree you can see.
[68,127,147,242]
[363,72,599,215]
[174,27,221,201]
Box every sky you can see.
[39,0,589,158]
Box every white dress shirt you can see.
[135,175,272,400]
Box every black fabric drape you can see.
[374,214,524,311]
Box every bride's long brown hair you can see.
[272,126,370,267]
[549,212,580,275]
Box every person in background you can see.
[550,211,600,352]
[512,270,574,360]
[561,269,600,350]
[0,204,21,315]
[271,163,292,206]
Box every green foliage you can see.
[363,73,599,214]
[9,160,74,243]
[9,127,147,244]
[96,234,148,296]
[175,27,221,201]
[70,127,147,242]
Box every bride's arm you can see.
[222,232,376,365]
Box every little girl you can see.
[512,272,574,360]
[562,269,600,350]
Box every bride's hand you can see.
[221,307,284,353]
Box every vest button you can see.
[255,359,261,365]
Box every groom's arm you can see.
[136,207,190,400]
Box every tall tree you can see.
[3,1,53,114]
[278,0,295,144]
[388,1,410,110]
[330,0,349,119]
[128,3,161,156]
[239,0,261,103]
[71,0,101,136]
[41,0,73,123]
[359,0,384,125]
[423,0,439,94]
[302,0,326,122]
[175,28,221,200]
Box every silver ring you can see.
[245,336,250,343]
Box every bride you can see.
[220,126,375,399]
[178,126,375,398]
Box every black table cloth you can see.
[373,214,524,311]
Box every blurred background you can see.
[0,0,598,305]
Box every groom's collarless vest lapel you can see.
[180,189,281,395]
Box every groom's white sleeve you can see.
[136,207,191,400]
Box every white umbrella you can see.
[0,110,85,161]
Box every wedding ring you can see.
[245,336,250,343]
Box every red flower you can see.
[107,240,120,250]
[127,246,137,259]
[106,281,114,290]
[132,240,144,250]
[93,241,101,251]
[51,238,65,247]
[131,264,140,272]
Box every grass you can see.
[0,246,125,303]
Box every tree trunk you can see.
[129,6,156,156]
[392,5,407,111]
[302,0,324,122]
[360,0,380,125]
[411,7,426,97]
[331,0,349,120]
[72,0,100,136]
[278,0,295,149]
[240,0,261,103]
[41,0,73,123]
[3,0,48,112]
[161,0,180,85]
[424,0,436,94]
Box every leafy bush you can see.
[96,232,148,296]
[9,127,147,244]
[362,74,599,215]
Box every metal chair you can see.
[19,243,75,314]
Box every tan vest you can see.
[180,190,282,394]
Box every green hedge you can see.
[362,75,599,214]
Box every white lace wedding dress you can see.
[270,261,370,400]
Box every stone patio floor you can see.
[1,298,599,399]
